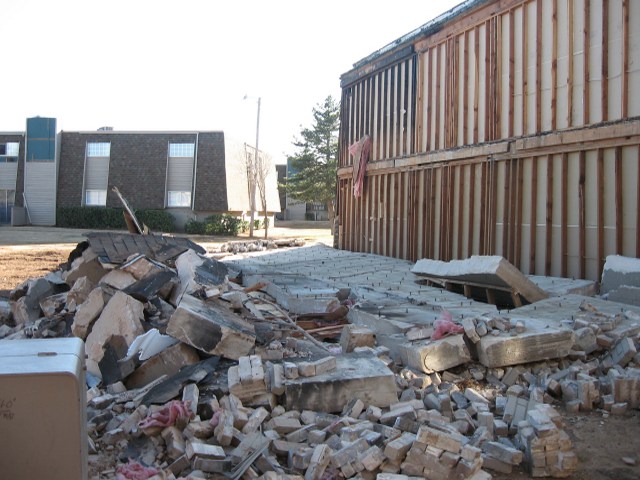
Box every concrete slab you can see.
[412,256,548,305]
[475,318,574,368]
[284,353,397,413]
[601,255,640,294]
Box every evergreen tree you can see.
[285,96,340,230]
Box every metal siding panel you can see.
[167,157,194,191]
[24,162,56,225]
[85,157,109,190]
[0,163,18,189]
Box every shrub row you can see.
[56,207,176,233]
[185,214,248,236]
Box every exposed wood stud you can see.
[502,160,512,260]
[578,151,586,277]
[545,155,553,277]
[435,45,442,151]
[522,2,529,135]
[468,163,476,257]
[508,8,515,138]
[426,49,433,152]
[561,153,569,277]
[535,0,542,133]
[457,165,464,259]
[597,149,605,273]
[474,26,480,143]
[464,30,470,144]
[490,157,499,254]
[448,165,455,259]
[567,0,574,127]
[485,20,492,141]
[529,156,538,274]
[637,147,640,258]
[479,160,487,253]
[515,157,524,270]
[615,147,623,254]
[551,0,558,131]
[602,0,609,122]
[385,174,392,257]
[622,0,629,118]
[583,0,591,125]
[509,158,518,265]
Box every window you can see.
[0,142,19,162]
[169,143,195,157]
[85,189,107,206]
[167,191,191,207]
[84,142,110,206]
[87,142,110,157]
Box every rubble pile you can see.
[0,237,639,479]
[219,239,306,255]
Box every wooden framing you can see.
[338,0,640,281]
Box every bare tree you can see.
[244,144,273,239]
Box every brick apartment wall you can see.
[57,132,86,207]
[193,131,228,212]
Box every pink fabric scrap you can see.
[138,399,192,431]
[349,135,372,198]
[431,310,465,340]
[116,460,159,480]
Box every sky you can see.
[3,0,461,164]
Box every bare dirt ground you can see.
[0,221,333,292]
[1,222,638,479]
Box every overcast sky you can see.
[3,0,461,163]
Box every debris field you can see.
[1,232,639,480]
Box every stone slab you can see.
[284,353,397,413]
[476,317,574,368]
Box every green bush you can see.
[136,210,175,232]
[185,218,206,235]
[56,207,175,232]
[184,214,244,236]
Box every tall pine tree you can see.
[285,96,340,230]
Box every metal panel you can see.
[24,162,57,225]
[167,157,194,192]
[0,162,18,189]
[85,157,109,190]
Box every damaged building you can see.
[337,0,640,282]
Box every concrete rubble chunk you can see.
[170,249,228,303]
[476,318,574,368]
[285,353,398,413]
[242,272,346,315]
[341,324,376,352]
[400,335,471,373]
[600,254,640,295]
[71,287,110,340]
[85,290,145,377]
[167,293,255,359]
[66,276,94,311]
[63,247,108,286]
[99,269,137,290]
